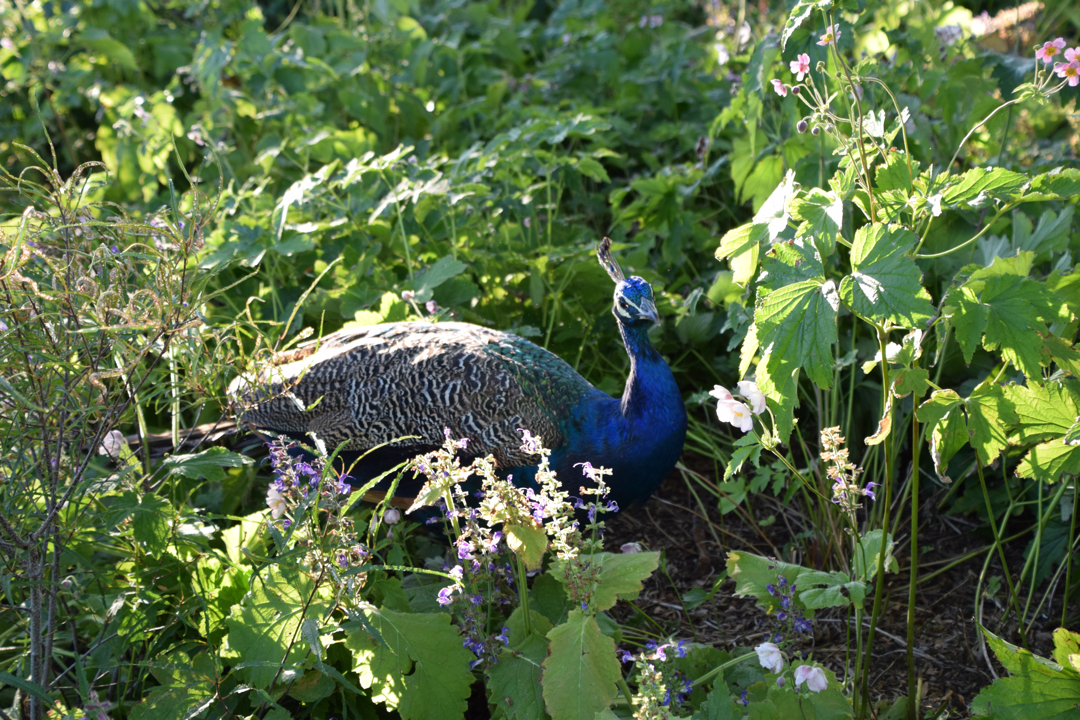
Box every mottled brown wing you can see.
[229,322,598,468]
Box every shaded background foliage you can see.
[1,0,1079,716]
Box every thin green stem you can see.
[1065,481,1078,628]
[975,458,1028,649]
[860,326,894,720]
[515,555,533,637]
[906,397,921,720]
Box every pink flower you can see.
[1067,47,1080,62]
[1055,60,1080,87]
[1035,38,1067,63]
[794,664,828,693]
[708,385,733,404]
[771,78,789,97]
[790,53,810,81]
[817,24,840,46]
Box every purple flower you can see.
[486,531,503,553]
[580,601,588,610]
[282,519,291,530]
[740,690,749,707]
[864,482,879,501]
[426,300,439,314]
[676,640,688,658]
[497,627,511,646]
[437,586,456,606]
[766,584,776,596]
[619,650,634,663]
[471,594,483,606]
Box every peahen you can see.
[229,239,687,510]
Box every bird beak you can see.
[642,300,660,325]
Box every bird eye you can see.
[618,299,629,309]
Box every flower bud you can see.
[401,290,415,301]
[797,120,808,133]
[811,126,821,136]
[620,542,643,554]
[792,86,800,95]
[384,508,402,525]
[777,676,786,688]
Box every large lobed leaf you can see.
[838,223,933,329]
[225,565,334,689]
[972,625,1080,718]
[541,610,620,720]
[346,605,474,720]
[1003,379,1080,483]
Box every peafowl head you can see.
[597,238,660,328]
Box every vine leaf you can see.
[838,223,933,329]
[790,187,842,258]
[541,611,620,720]
[487,608,553,720]
[346,606,474,720]
[549,552,659,612]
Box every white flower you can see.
[794,664,828,693]
[98,430,126,459]
[620,542,643,554]
[383,507,402,525]
[266,488,288,519]
[737,381,767,415]
[755,642,784,673]
[718,400,754,433]
[927,193,943,217]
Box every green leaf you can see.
[790,187,843,258]
[1052,628,1080,676]
[226,565,333,689]
[796,570,867,610]
[411,255,468,303]
[965,383,1014,466]
[725,434,763,480]
[130,652,217,720]
[487,608,552,720]
[943,167,1027,209]
[693,682,742,720]
[851,530,897,584]
[892,367,929,398]
[725,551,808,617]
[1002,381,1080,482]
[576,157,610,183]
[875,151,920,192]
[1024,167,1080,201]
[160,447,253,482]
[753,169,796,243]
[347,606,474,720]
[972,626,1080,718]
[542,611,620,720]
[780,0,830,50]
[756,241,838,389]
[838,224,933,329]
[588,552,660,612]
[133,495,172,556]
[549,552,659,612]
[506,521,548,572]
[81,29,138,72]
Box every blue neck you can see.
[618,322,682,424]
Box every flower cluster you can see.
[620,640,693,719]
[1037,38,1080,87]
[754,641,828,693]
[263,436,371,598]
[709,381,766,433]
[820,427,876,524]
[411,429,615,670]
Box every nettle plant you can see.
[710,2,1080,719]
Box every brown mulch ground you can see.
[602,455,1075,719]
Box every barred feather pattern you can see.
[230,322,597,468]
